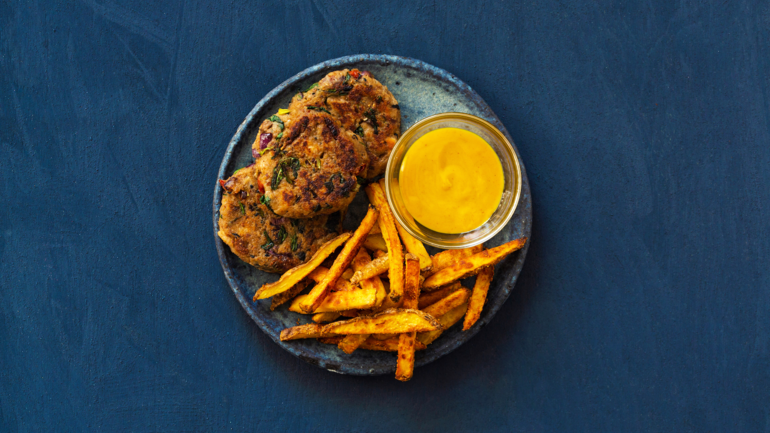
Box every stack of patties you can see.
[218,69,401,272]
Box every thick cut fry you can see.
[396,254,423,381]
[395,223,432,271]
[322,308,442,335]
[369,333,398,340]
[312,312,341,323]
[369,221,382,234]
[270,280,309,311]
[422,238,527,290]
[352,249,386,308]
[338,334,369,354]
[417,302,469,346]
[402,254,421,309]
[463,267,494,330]
[350,254,389,284]
[426,245,484,277]
[396,331,417,381]
[365,183,404,302]
[307,267,358,292]
[317,336,344,345]
[374,249,387,259]
[254,233,351,300]
[423,288,471,318]
[318,336,426,352]
[280,323,326,341]
[299,206,379,312]
[418,282,462,310]
[289,287,377,313]
[363,233,388,251]
[361,337,426,352]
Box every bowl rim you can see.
[213,54,532,376]
[384,112,523,249]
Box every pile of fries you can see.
[254,179,527,381]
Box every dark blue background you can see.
[2,1,769,431]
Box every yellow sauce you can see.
[399,127,504,234]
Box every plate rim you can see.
[213,54,532,375]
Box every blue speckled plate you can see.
[213,54,532,375]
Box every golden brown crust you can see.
[289,69,400,178]
[254,110,369,219]
[217,165,337,273]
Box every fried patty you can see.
[290,69,401,178]
[217,164,337,273]
[253,109,369,219]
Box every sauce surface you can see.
[399,127,504,234]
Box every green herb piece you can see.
[261,230,274,250]
[239,202,246,215]
[354,126,364,137]
[271,165,284,190]
[291,233,298,251]
[304,82,318,92]
[307,105,331,114]
[364,108,379,134]
[376,95,382,103]
[269,115,285,131]
[260,194,272,211]
[276,132,283,139]
[344,73,351,83]
[324,173,342,193]
[277,226,287,243]
[233,167,245,175]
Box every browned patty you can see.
[217,164,337,273]
[252,109,369,219]
[289,69,400,178]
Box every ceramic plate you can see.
[213,54,532,375]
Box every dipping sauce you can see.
[399,127,504,234]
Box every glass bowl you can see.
[384,112,522,249]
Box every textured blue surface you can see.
[2,1,770,432]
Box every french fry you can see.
[341,250,388,350]
[280,323,326,341]
[396,332,417,381]
[307,266,358,292]
[299,206,379,312]
[351,249,386,307]
[369,333,398,340]
[338,334,369,354]
[289,287,377,313]
[417,282,462,310]
[254,232,351,300]
[350,254,389,284]
[312,312,341,323]
[369,221,382,234]
[322,308,442,335]
[463,267,494,330]
[365,183,404,303]
[425,245,484,277]
[318,336,427,352]
[374,249,387,259]
[396,254,423,381]
[422,288,471,318]
[317,336,343,345]
[363,233,388,251]
[422,237,527,290]
[270,280,309,311]
[417,302,469,346]
[395,223,432,271]
[364,336,426,352]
